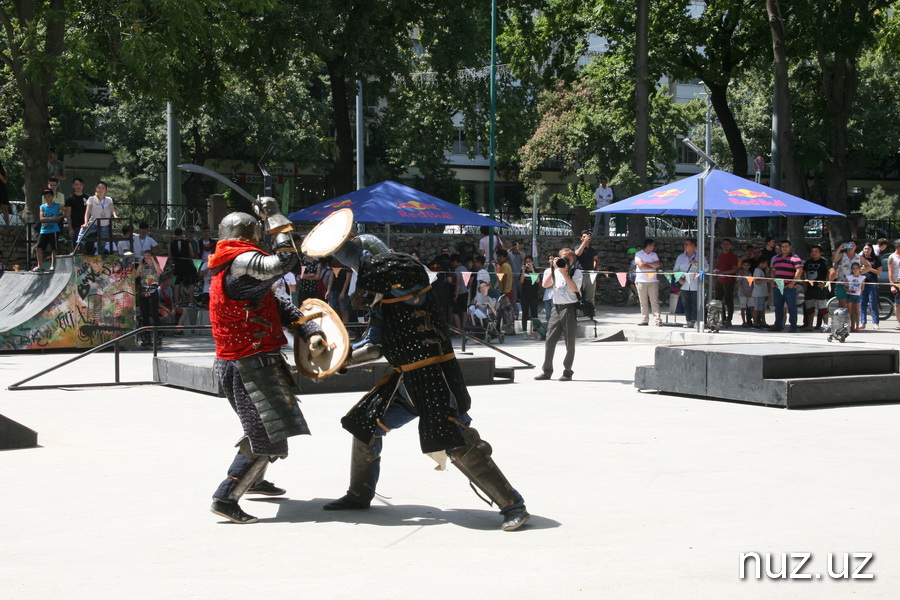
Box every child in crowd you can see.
[158,274,187,333]
[137,250,163,347]
[519,255,541,338]
[751,257,770,329]
[737,261,753,327]
[35,187,63,272]
[845,262,865,332]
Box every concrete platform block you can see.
[636,343,900,409]
[0,414,38,449]
[653,345,709,396]
[634,365,656,390]
[776,374,900,408]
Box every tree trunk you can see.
[8,0,65,222]
[766,0,808,250]
[630,0,650,247]
[819,44,857,245]
[20,100,51,223]
[706,83,747,176]
[181,127,209,225]
[325,59,355,198]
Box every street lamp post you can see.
[488,0,497,261]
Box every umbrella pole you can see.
[706,214,718,332]
[682,138,716,334]
[696,178,707,333]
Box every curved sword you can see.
[177,163,257,203]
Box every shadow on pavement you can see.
[250,497,560,531]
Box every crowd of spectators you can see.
[13,160,900,342]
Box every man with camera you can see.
[535,248,582,382]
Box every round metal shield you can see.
[301,208,354,257]
[293,298,350,380]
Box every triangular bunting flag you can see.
[333,267,342,277]
[461,272,472,286]
[497,272,506,281]
[529,273,539,284]
[588,272,597,284]
[193,259,203,270]
[156,256,168,269]
[746,276,755,286]
[301,266,307,278]
[674,271,684,282]
[775,279,785,292]
[616,272,627,287]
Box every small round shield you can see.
[293,298,350,380]
[301,208,354,258]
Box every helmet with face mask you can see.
[218,212,262,242]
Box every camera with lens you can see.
[555,257,569,268]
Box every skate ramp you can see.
[0,258,74,331]
[0,255,138,351]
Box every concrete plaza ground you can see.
[1,302,899,599]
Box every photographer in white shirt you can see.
[535,248,582,382]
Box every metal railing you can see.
[7,325,211,391]
[2,221,36,270]
[115,203,207,230]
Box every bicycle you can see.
[595,273,634,307]
[826,293,893,320]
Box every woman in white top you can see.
[76,181,118,253]
[634,239,662,326]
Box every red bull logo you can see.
[724,188,787,208]
[649,189,685,198]
[724,189,772,199]
[326,199,354,208]
[396,200,437,210]
[633,188,684,205]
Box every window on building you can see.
[678,143,700,164]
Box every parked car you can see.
[443,215,515,235]
[511,217,572,236]
[805,218,828,238]
[7,200,25,226]
[644,216,689,238]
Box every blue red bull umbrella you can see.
[288,180,507,227]
[593,169,844,218]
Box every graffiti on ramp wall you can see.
[0,255,138,350]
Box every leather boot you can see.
[323,436,380,510]
[447,428,530,531]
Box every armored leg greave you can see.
[447,428,522,512]
[213,450,269,502]
[323,436,381,510]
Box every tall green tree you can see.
[0,0,66,220]
[280,0,500,197]
[98,67,333,207]
[517,57,700,189]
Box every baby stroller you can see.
[467,294,515,343]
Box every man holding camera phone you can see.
[535,248,582,382]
